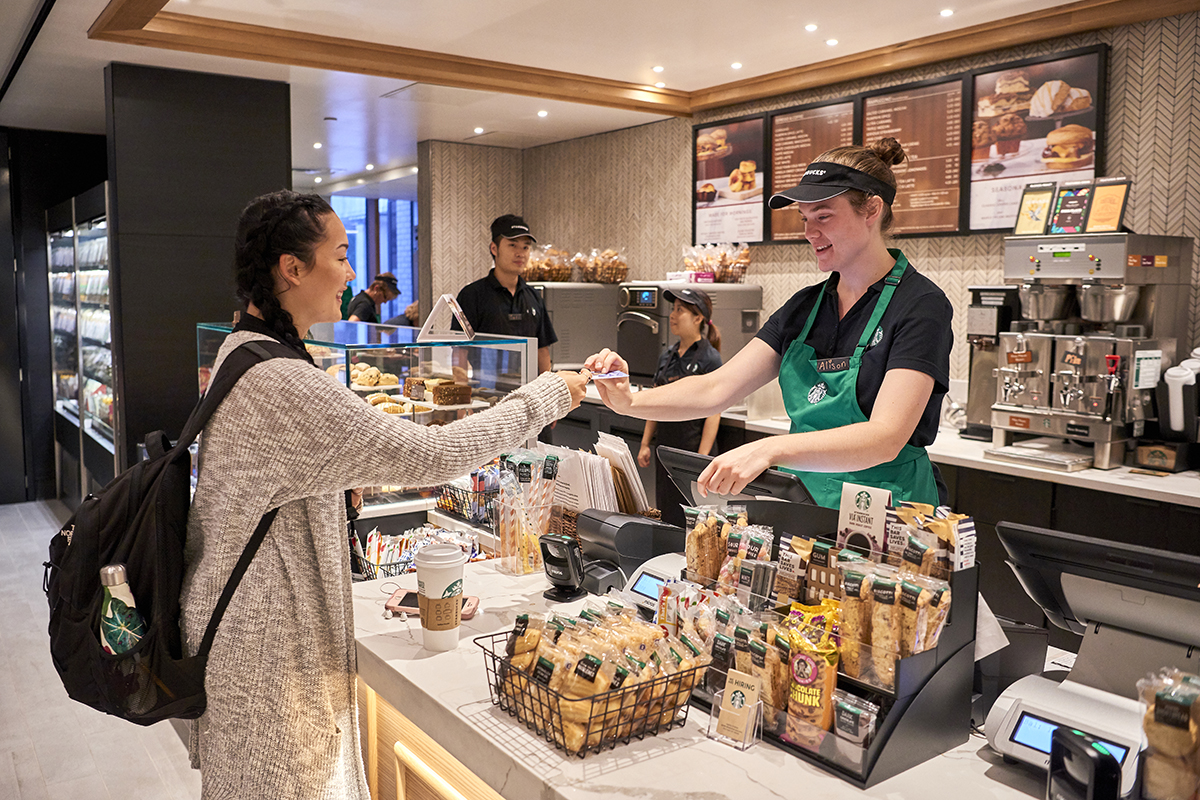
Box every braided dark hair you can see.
[234,190,334,351]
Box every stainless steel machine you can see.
[986,233,1193,469]
[964,285,1021,440]
[529,282,621,369]
[617,281,763,383]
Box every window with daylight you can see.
[328,195,419,324]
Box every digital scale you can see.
[986,676,1141,796]
[623,552,686,620]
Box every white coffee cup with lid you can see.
[414,543,469,651]
[1163,366,1196,433]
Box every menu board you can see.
[694,116,765,244]
[863,80,963,235]
[969,49,1104,230]
[769,102,855,242]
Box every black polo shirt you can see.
[346,291,378,323]
[654,338,723,387]
[453,270,557,349]
[755,261,953,448]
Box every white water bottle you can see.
[100,564,147,655]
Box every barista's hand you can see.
[696,440,775,497]
[583,349,632,413]
[557,369,591,411]
[638,444,652,469]
[452,365,469,384]
[350,488,364,512]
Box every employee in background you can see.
[638,288,722,526]
[454,214,557,374]
[587,137,952,510]
[346,271,400,323]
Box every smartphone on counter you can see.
[386,588,479,620]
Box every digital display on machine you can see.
[1010,711,1129,763]
[633,289,656,307]
[631,572,666,601]
[1052,251,1073,258]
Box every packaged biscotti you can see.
[867,565,902,690]
[898,532,937,577]
[763,633,792,733]
[706,631,736,694]
[921,576,952,651]
[839,562,872,679]
[897,577,934,658]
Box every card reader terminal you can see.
[623,553,686,620]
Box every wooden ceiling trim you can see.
[90,8,692,117]
[88,0,169,37]
[690,0,1200,111]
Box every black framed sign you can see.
[1012,181,1058,235]
[1084,176,1131,233]
[767,100,857,242]
[968,45,1108,231]
[693,114,766,244]
[861,76,966,236]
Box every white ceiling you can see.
[1,0,1083,201]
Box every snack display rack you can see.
[689,500,979,788]
[476,630,703,758]
[436,484,498,526]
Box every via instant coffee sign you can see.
[836,482,892,554]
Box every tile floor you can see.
[0,500,202,800]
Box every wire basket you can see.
[476,630,701,757]
[351,550,408,581]
[437,485,498,525]
[714,260,748,283]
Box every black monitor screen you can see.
[656,446,815,506]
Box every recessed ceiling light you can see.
[940,8,953,16]
[313,142,322,149]
[652,66,664,73]
[473,127,484,134]
[314,177,322,184]
[365,164,375,171]
[805,23,817,32]
[356,179,365,185]
[537,110,548,117]
[731,62,742,70]
[826,38,838,46]
[654,81,666,89]
[411,167,419,173]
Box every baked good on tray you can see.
[404,377,426,400]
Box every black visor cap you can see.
[663,287,712,320]
[768,161,897,209]
[495,222,537,244]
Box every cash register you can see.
[986,521,1200,796]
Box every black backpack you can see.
[43,339,306,725]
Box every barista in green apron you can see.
[584,138,952,509]
[776,254,939,508]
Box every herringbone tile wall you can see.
[427,13,1200,381]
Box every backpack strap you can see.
[195,506,280,659]
[175,339,308,452]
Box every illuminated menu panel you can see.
[769,102,855,242]
[863,80,963,235]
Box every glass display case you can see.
[47,183,117,505]
[197,321,537,513]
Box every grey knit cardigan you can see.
[180,331,571,799]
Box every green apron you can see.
[778,250,939,510]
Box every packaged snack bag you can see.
[867,565,901,690]
[839,563,872,679]
[784,624,839,749]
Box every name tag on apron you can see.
[814,356,851,372]
[507,313,523,322]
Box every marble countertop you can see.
[355,561,1046,800]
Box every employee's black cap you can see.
[664,287,713,321]
[768,161,897,208]
[490,214,537,244]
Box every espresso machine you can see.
[964,286,1021,440]
[987,233,1192,469]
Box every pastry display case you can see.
[47,183,118,506]
[196,321,537,514]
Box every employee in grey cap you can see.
[637,287,723,526]
[587,138,953,510]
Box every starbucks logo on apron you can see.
[807,381,829,404]
[870,325,884,348]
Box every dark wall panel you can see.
[2,128,107,503]
[0,129,22,504]
[105,63,290,467]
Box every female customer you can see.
[180,190,588,799]
[587,138,952,509]
[346,271,400,322]
[637,287,722,526]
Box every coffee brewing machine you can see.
[982,233,1192,469]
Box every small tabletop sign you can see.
[1084,177,1131,233]
[417,293,475,342]
[1048,182,1094,235]
[716,669,762,744]
[836,482,892,554]
[1012,182,1058,235]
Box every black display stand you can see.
[693,500,979,787]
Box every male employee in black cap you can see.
[586,138,953,510]
[346,272,401,323]
[454,214,557,374]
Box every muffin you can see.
[972,121,996,161]
[696,183,718,203]
[991,113,1027,156]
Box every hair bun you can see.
[871,137,907,168]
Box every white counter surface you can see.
[355,561,1044,800]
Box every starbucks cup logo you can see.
[808,381,829,404]
[442,579,463,599]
